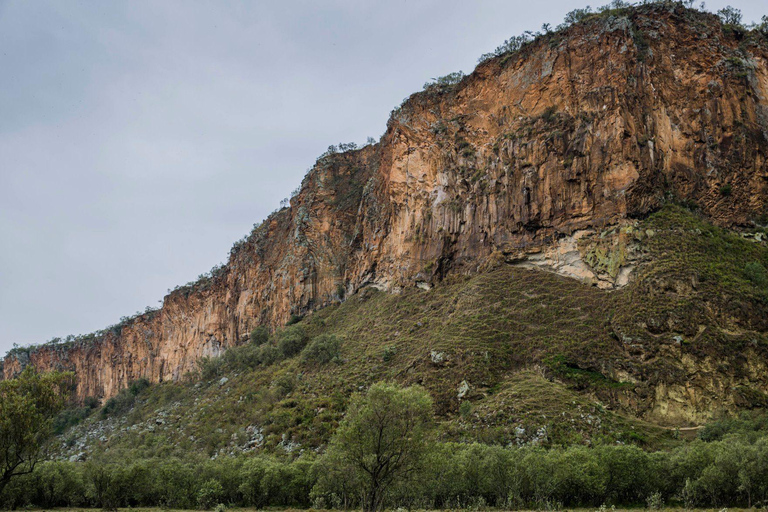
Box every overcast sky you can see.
[1,0,765,355]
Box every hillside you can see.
[47,204,767,464]
[3,1,768,436]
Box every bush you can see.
[199,356,225,380]
[239,456,314,507]
[423,71,465,90]
[646,490,664,509]
[100,378,151,418]
[381,346,397,362]
[277,325,308,357]
[744,261,768,288]
[197,478,224,509]
[301,334,341,365]
[257,344,281,366]
[249,326,270,345]
[53,398,99,435]
[286,314,304,326]
[272,373,296,397]
[129,378,150,396]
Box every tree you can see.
[717,6,743,27]
[0,366,73,492]
[321,382,433,512]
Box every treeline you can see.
[3,433,768,510]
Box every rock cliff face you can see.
[4,5,768,410]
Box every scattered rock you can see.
[68,452,86,462]
[430,351,447,365]
[458,380,471,399]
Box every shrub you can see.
[272,373,296,398]
[53,396,100,435]
[287,314,304,326]
[129,378,150,396]
[381,346,397,362]
[301,334,341,365]
[744,261,768,288]
[423,71,465,90]
[223,342,262,369]
[646,490,664,509]
[277,325,308,358]
[257,344,281,366]
[84,396,100,409]
[719,184,733,196]
[198,356,225,380]
[197,478,224,509]
[249,326,270,345]
[100,378,150,418]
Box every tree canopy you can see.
[319,382,434,512]
[0,366,73,491]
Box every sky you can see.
[1,0,765,355]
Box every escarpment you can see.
[4,4,768,421]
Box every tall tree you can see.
[0,366,73,492]
[323,382,433,512]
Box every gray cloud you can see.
[1,0,764,354]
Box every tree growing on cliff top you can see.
[317,382,434,512]
[0,366,73,492]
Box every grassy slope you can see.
[56,206,768,461]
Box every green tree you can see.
[320,382,433,512]
[717,6,743,27]
[0,366,72,493]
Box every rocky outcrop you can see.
[4,5,768,406]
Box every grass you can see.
[55,205,768,460]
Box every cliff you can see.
[4,4,768,411]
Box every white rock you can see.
[457,380,470,399]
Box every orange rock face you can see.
[4,5,768,402]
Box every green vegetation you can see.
[423,71,465,91]
[100,378,149,419]
[317,383,433,512]
[4,4,768,505]
[5,410,768,509]
[53,397,99,435]
[286,313,304,326]
[301,334,341,365]
[744,261,768,289]
[473,1,768,71]
[37,205,767,469]
[0,367,73,493]
[249,326,269,345]
[276,325,309,358]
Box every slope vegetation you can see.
[53,205,768,462]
